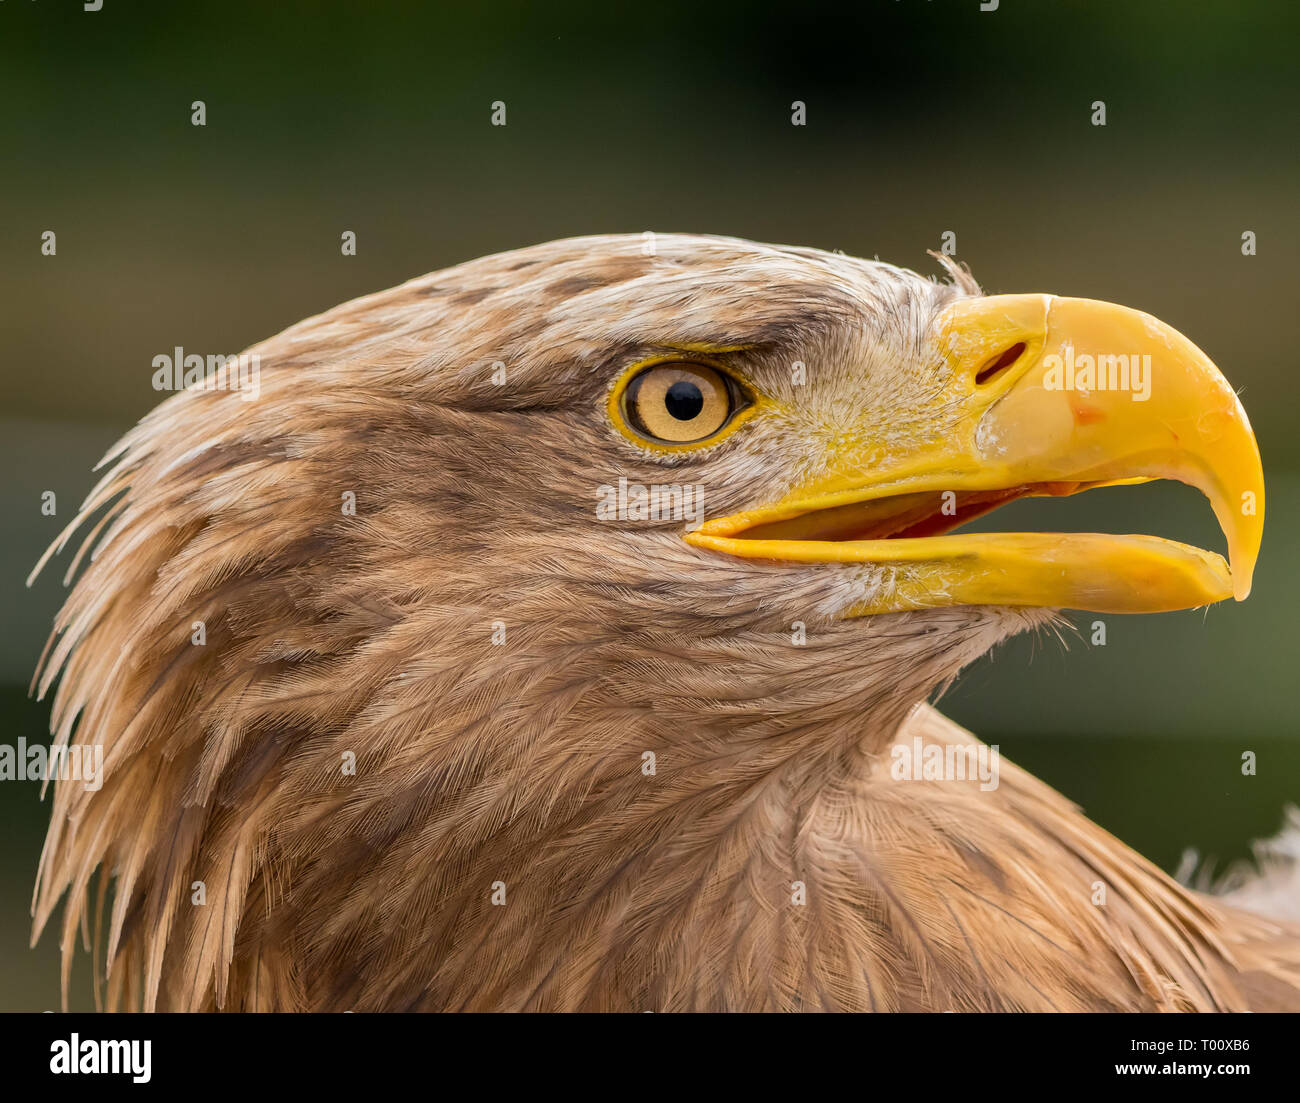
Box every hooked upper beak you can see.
[684,294,1264,615]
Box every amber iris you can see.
[624,363,736,443]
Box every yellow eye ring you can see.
[607,358,758,451]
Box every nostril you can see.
[975,341,1027,386]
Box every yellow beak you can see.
[684,294,1264,615]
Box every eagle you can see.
[29,232,1298,1012]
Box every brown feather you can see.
[29,233,1300,1011]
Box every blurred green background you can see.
[2,0,1297,1009]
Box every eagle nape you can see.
[29,233,1295,1013]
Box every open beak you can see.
[684,294,1264,615]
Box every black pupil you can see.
[664,380,704,421]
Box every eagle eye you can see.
[620,362,745,445]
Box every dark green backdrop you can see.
[2,0,1297,1009]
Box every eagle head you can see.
[32,233,1265,1011]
